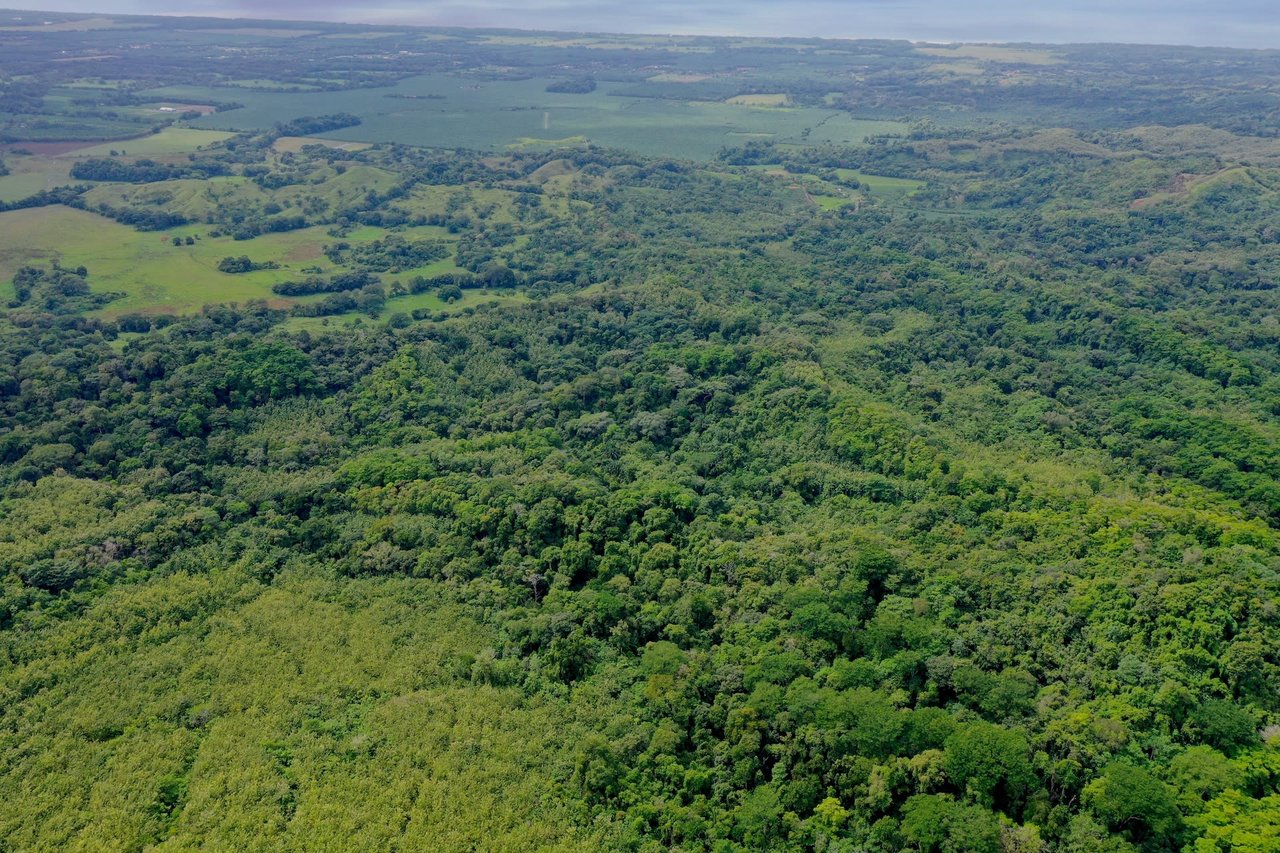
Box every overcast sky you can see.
[16,1,1280,48]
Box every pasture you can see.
[834,169,926,201]
[71,128,234,158]
[0,206,465,317]
[273,136,372,154]
[0,128,234,202]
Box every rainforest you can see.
[1,9,1279,852]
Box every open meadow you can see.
[0,206,473,316]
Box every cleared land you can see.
[146,75,907,160]
[0,206,468,316]
[0,128,234,202]
[916,44,1065,64]
[272,136,372,153]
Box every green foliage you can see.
[1,21,1280,853]
[1186,790,1280,852]
[1084,763,1182,847]
[943,722,1034,811]
[901,794,1002,853]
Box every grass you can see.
[279,290,527,334]
[0,202,493,319]
[72,128,233,158]
[834,169,926,201]
[81,164,399,225]
[0,206,460,316]
[0,206,290,314]
[0,165,70,202]
[813,194,855,210]
[273,136,371,154]
[0,128,234,203]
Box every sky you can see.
[15,1,1280,49]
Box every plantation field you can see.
[149,75,907,160]
[916,44,1065,64]
[0,15,136,31]
[726,94,791,107]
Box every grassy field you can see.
[279,289,528,334]
[272,136,372,153]
[79,163,399,225]
[0,128,234,202]
[835,168,926,200]
[0,206,295,314]
[72,128,234,158]
[0,206,467,316]
[0,202,506,321]
[146,74,907,160]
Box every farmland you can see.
[145,74,907,160]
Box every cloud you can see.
[18,0,1280,47]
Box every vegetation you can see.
[276,113,363,136]
[0,10,1278,853]
[547,77,598,94]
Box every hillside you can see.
[0,11,1278,853]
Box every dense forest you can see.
[0,10,1279,853]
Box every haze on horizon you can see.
[11,0,1280,49]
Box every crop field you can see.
[147,75,907,160]
[916,44,1065,64]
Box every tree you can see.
[1188,700,1258,755]
[1084,763,1181,848]
[943,722,1034,812]
[901,794,1001,853]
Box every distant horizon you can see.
[6,2,1280,50]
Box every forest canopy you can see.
[0,10,1278,853]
